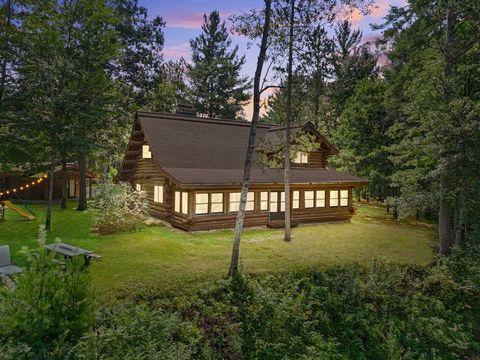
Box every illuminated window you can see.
[181,192,188,214]
[292,191,300,209]
[154,185,163,203]
[280,191,285,211]
[329,190,339,207]
[293,152,308,164]
[174,191,180,212]
[229,192,254,212]
[340,190,349,207]
[304,191,314,208]
[135,183,141,191]
[195,193,209,214]
[270,192,278,212]
[260,192,269,211]
[316,190,325,208]
[211,193,224,213]
[142,145,152,159]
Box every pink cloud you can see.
[164,10,235,29]
[163,43,190,60]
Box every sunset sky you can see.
[139,0,408,117]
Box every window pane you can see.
[196,193,208,204]
[211,193,223,203]
[230,192,240,202]
[135,183,141,191]
[246,192,254,211]
[174,191,180,212]
[330,190,338,207]
[154,185,163,203]
[195,204,208,214]
[280,191,285,211]
[293,191,299,209]
[305,191,314,208]
[211,203,223,213]
[260,192,268,210]
[181,192,188,214]
[142,145,152,159]
[340,190,349,207]
[316,190,325,208]
[229,192,240,212]
[301,153,308,163]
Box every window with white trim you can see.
[229,192,254,212]
[195,193,209,214]
[181,192,188,214]
[304,191,315,208]
[211,193,224,213]
[340,190,349,207]
[280,191,285,211]
[142,145,152,159]
[293,152,308,164]
[174,191,189,214]
[260,192,269,211]
[292,191,300,209]
[135,183,142,191]
[174,191,181,212]
[154,185,163,203]
[329,190,339,207]
[316,190,325,208]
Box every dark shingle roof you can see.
[135,112,367,187]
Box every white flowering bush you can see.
[89,182,149,235]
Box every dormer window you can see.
[142,144,152,159]
[294,152,308,164]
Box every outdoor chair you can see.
[0,245,23,276]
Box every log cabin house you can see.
[118,112,368,231]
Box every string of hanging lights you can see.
[0,174,49,198]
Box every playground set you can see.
[0,175,48,222]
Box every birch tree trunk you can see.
[283,0,295,242]
[228,0,272,277]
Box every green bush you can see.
[0,226,95,359]
[2,240,479,359]
[89,182,149,235]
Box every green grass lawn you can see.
[0,201,436,303]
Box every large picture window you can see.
[229,192,254,212]
[154,185,163,203]
[329,190,339,207]
[316,190,325,208]
[340,190,349,207]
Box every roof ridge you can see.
[137,111,277,128]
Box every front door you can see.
[269,191,285,220]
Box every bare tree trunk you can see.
[228,0,272,277]
[439,7,455,255]
[45,153,55,230]
[283,0,295,242]
[60,158,67,209]
[77,153,87,211]
[454,178,465,246]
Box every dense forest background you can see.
[1,1,480,358]
[1,0,479,251]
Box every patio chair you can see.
[0,245,23,276]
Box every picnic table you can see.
[44,242,102,266]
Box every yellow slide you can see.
[3,201,35,221]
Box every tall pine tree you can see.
[188,11,249,119]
